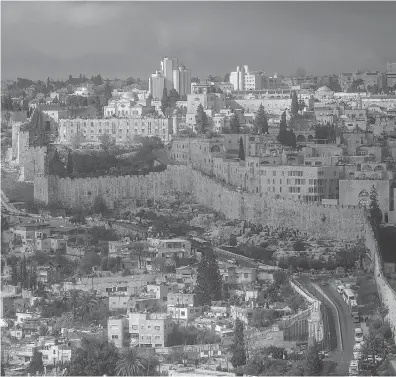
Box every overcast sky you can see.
[2,1,396,81]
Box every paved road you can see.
[298,277,355,375]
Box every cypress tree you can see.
[195,104,209,134]
[369,185,382,236]
[254,104,268,134]
[231,319,246,368]
[194,248,223,305]
[27,348,44,375]
[161,87,169,116]
[230,113,241,134]
[291,90,299,116]
[66,152,74,175]
[277,111,288,144]
[238,137,245,161]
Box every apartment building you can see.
[386,63,396,88]
[108,317,130,348]
[167,292,197,307]
[147,238,192,259]
[128,312,174,348]
[104,98,153,118]
[219,265,258,285]
[38,341,72,366]
[167,305,206,324]
[58,116,173,145]
[258,165,339,202]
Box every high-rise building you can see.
[162,57,179,92]
[386,63,396,88]
[173,66,191,97]
[149,71,165,100]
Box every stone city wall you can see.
[365,221,396,342]
[34,165,365,242]
[21,146,48,181]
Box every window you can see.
[154,326,160,330]
[155,335,160,340]
[112,335,119,339]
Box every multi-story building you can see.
[58,116,173,145]
[38,341,72,366]
[147,238,192,259]
[108,316,130,348]
[162,57,179,92]
[230,65,247,91]
[167,305,206,324]
[338,73,354,92]
[173,66,191,97]
[386,63,396,88]
[104,98,153,118]
[343,108,368,131]
[128,312,174,348]
[167,292,196,307]
[219,265,258,285]
[230,65,265,91]
[149,71,165,100]
[185,91,226,126]
[147,284,169,302]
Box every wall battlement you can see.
[34,165,365,241]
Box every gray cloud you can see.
[2,1,396,80]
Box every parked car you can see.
[354,328,364,343]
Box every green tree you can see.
[230,113,241,134]
[224,73,230,82]
[27,348,44,375]
[195,104,210,134]
[194,248,223,305]
[277,111,287,144]
[92,195,107,214]
[66,152,74,175]
[49,149,66,177]
[103,82,112,106]
[161,87,169,116]
[68,338,119,376]
[1,216,9,232]
[168,88,180,109]
[70,131,84,150]
[231,318,246,368]
[99,133,116,151]
[304,342,323,376]
[116,347,144,376]
[238,137,245,161]
[290,90,299,117]
[79,250,101,275]
[254,104,268,134]
[369,185,382,235]
[285,130,297,149]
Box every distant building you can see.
[149,71,165,100]
[386,63,396,88]
[108,317,130,348]
[173,66,191,97]
[162,57,179,92]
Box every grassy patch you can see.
[1,169,34,202]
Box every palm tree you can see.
[116,347,144,376]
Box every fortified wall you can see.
[365,222,396,341]
[34,165,364,242]
[20,146,48,181]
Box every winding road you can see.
[298,276,355,375]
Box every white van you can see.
[353,343,362,360]
[337,285,345,295]
[354,328,364,343]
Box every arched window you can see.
[308,135,314,141]
[358,190,369,198]
[374,165,384,172]
[361,165,373,171]
[357,174,367,180]
[297,135,306,142]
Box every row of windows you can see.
[288,171,303,177]
[62,121,166,127]
[289,187,301,193]
[131,325,162,330]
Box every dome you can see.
[121,92,135,99]
[317,86,332,92]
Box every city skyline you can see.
[2,1,396,81]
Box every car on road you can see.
[353,344,362,360]
[349,360,359,376]
[354,328,364,343]
[355,327,363,343]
